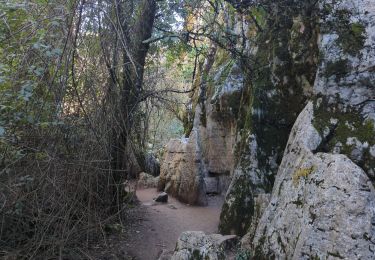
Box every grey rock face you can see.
[314,0,375,110]
[218,0,320,235]
[240,193,270,249]
[223,0,374,245]
[204,177,219,194]
[252,103,375,259]
[144,153,160,177]
[250,1,375,257]
[310,0,375,176]
[171,231,238,260]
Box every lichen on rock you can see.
[218,0,319,236]
[251,103,375,259]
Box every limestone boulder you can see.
[203,62,241,176]
[157,130,207,206]
[218,0,320,236]
[171,231,238,260]
[251,103,375,259]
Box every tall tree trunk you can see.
[110,0,156,211]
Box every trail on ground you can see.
[124,188,224,260]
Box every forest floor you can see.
[90,188,224,260]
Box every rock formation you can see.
[158,55,241,205]
[219,0,319,236]
[165,0,375,258]
[158,131,207,205]
[252,103,375,259]
[171,231,238,260]
[249,0,375,257]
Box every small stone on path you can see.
[154,192,168,203]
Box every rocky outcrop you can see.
[158,58,241,205]
[249,0,375,257]
[158,131,207,205]
[171,231,238,260]
[311,0,375,175]
[252,103,375,259]
[163,0,374,257]
[219,0,319,235]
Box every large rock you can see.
[250,0,375,257]
[171,231,238,260]
[137,172,159,189]
[158,130,207,205]
[310,0,375,175]
[251,103,375,259]
[215,0,321,235]
[202,62,240,176]
[220,0,375,237]
[158,61,243,205]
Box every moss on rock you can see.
[324,59,350,81]
[219,173,254,236]
[337,22,366,56]
[220,0,319,236]
[312,98,375,176]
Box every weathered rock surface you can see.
[219,0,319,235]
[137,172,159,189]
[240,193,270,249]
[202,62,240,176]
[310,0,375,175]
[158,131,207,205]
[250,2,375,256]
[252,103,375,259]
[162,0,375,258]
[220,0,375,238]
[158,60,241,205]
[171,231,238,260]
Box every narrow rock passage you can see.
[125,188,224,260]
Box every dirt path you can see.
[124,188,224,260]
